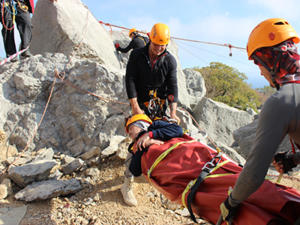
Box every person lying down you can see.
[124,114,300,225]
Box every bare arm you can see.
[129,98,144,115]
[169,102,180,124]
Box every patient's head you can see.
[125,114,152,140]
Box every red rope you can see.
[99,21,246,51]
[2,1,15,31]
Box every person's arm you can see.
[126,50,141,114]
[149,120,183,141]
[230,95,291,204]
[129,98,144,115]
[165,55,179,123]
[136,121,183,150]
[118,39,135,53]
[169,102,180,124]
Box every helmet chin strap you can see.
[252,54,281,90]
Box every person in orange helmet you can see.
[121,23,180,206]
[219,18,300,224]
[115,28,148,53]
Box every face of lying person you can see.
[128,125,143,140]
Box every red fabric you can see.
[148,131,153,138]
[141,135,300,225]
[27,0,34,14]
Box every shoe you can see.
[20,50,32,59]
[120,176,137,206]
[10,57,18,62]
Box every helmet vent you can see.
[274,21,285,25]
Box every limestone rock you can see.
[193,97,256,146]
[102,135,126,157]
[183,68,206,107]
[8,160,58,187]
[15,178,82,202]
[79,146,101,160]
[61,157,84,175]
[31,0,120,70]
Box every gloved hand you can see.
[219,196,240,224]
[273,152,297,173]
[115,43,120,50]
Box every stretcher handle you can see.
[216,215,233,225]
[216,215,223,225]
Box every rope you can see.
[0,46,29,66]
[55,71,129,106]
[99,20,246,51]
[0,70,57,177]
[179,107,222,153]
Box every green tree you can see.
[194,62,262,111]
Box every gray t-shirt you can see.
[231,83,300,203]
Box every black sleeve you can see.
[129,150,144,176]
[118,40,135,53]
[149,120,183,141]
[125,50,138,99]
[166,54,178,102]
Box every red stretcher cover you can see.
[140,135,300,225]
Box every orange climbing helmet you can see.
[129,28,137,37]
[125,114,152,133]
[247,18,300,59]
[149,23,170,45]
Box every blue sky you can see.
[2,0,300,88]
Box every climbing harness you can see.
[1,0,17,31]
[144,89,167,121]
[183,153,231,223]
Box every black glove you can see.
[220,196,240,224]
[273,152,297,173]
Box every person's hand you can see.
[115,43,120,50]
[273,152,297,173]
[219,197,239,224]
[170,113,180,125]
[136,133,163,151]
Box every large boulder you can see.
[1,54,129,155]
[183,68,206,108]
[193,97,255,146]
[30,0,120,70]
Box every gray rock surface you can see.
[14,178,82,202]
[31,0,120,70]
[193,97,256,146]
[8,160,58,187]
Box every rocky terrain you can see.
[0,0,299,224]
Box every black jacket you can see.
[129,120,183,176]
[125,43,178,108]
[118,34,148,53]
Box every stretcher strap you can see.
[147,140,196,179]
[182,160,231,223]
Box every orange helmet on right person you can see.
[149,23,170,45]
[247,18,300,59]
